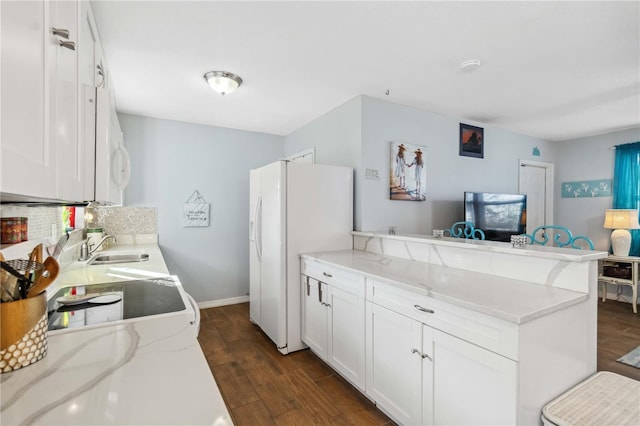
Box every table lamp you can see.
[603,209,640,256]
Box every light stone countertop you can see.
[0,241,232,425]
[301,249,590,324]
[352,231,608,262]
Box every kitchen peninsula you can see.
[0,239,231,425]
[300,231,607,425]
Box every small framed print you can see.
[459,123,484,158]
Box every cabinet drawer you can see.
[367,279,518,360]
[301,258,364,296]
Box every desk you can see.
[598,255,640,313]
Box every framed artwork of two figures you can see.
[389,141,426,201]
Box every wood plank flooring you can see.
[199,300,640,425]
[597,299,640,381]
[198,303,393,425]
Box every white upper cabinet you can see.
[78,1,99,201]
[1,0,55,199]
[50,0,82,201]
[0,0,118,203]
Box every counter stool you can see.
[541,371,639,425]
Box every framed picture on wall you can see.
[389,141,426,201]
[459,123,484,158]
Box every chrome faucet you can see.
[90,234,117,254]
[78,234,117,261]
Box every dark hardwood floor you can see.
[198,303,393,425]
[198,300,640,425]
[597,299,640,381]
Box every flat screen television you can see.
[464,192,527,242]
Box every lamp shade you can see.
[204,71,242,96]
[603,209,640,230]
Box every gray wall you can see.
[286,95,554,234]
[554,127,640,251]
[120,113,283,302]
[285,97,362,228]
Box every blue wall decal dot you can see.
[532,147,540,156]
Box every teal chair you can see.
[525,225,594,250]
[444,221,485,240]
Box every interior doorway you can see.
[285,147,315,163]
[518,160,554,233]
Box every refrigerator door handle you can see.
[250,196,259,242]
[256,196,263,262]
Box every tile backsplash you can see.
[0,206,157,242]
[0,206,65,241]
[92,206,157,235]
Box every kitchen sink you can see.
[87,253,150,265]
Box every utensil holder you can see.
[0,293,48,373]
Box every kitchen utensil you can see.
[48,232,69,259]
[56,293,122,306]
[0,253,14,302]
[1,259,42,301]
[26,256,59,298]
[24,245,41,279]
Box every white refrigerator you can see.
[249,160,353,354]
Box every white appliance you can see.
[249,160,353,354]
[94,87,130,204]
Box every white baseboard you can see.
[197,295,249,309]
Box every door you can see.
[300,276,328,358]
[433,330,517,425]
[249,168,261,324]
[78,2,98,200]
[285,147,315,163]
[366,302,422,425]
[51,0,81,201]
[257,161,287,349]
[327,284,365,390]
[519,160,553,233]
[1,0,55,198]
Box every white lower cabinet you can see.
[300,273,366,391]
[366,301,517,426]
[432,329,517,425]
[301,277,328,356]
[301,256,595,426]
[365,301,428,425]
[327,283,366,390]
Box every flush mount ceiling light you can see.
[459,59,481,72]
[203,71,243,96]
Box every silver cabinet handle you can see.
[323,272,333,278]
[58,40,76,51]
[411,348,432,361]
[414,304,434,314]
[51,27,70,39]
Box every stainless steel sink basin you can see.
[87,253,150,265]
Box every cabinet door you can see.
[327,284,365,391]
[422,325,434,426]
[301,277,328,359]
[0,0,55,198]
[77,1,99,200]
[433,329,517,425]
[50,0,81,201]
[366,302,422,425]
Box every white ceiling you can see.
[92,1,640,141]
